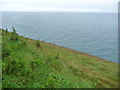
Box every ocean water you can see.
[1,12,118,62]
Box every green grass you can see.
[1,28,119,88]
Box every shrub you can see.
[12,27,16,34]
[6,28,8,33]
[2,29,5,35]
[36,40,40,48]
[11,27,18,40]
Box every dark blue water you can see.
[1,12,118,62]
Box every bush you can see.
[36,40,40,48]
[11,27,18,40]
[6,28,8,33]
[12,27,16,34]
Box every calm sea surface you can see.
[1,12,118,62]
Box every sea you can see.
[1,12,118,63]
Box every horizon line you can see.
[1,10,118,13]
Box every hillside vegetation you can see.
[1,28,119,88]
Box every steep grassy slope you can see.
[1,29,119,88]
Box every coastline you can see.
[1,28,118,64]
[26,36,118,64]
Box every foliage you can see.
[36,40,40,48]
[12,27,16,34]
[6,28,8,33]
[11,27,18,40]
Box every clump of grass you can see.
[55,53,59,59]
[2,47,11,59]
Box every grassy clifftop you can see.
[1,28,119,88]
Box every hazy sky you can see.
[0,0,119,12]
